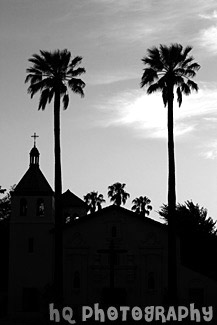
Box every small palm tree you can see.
[84,191,105,213]
[0,186,6,194]
[140,43,200,303]
[25,49,85,303]
[108,182,130,207]
[131,196,152,217]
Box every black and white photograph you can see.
[1,1,217,324]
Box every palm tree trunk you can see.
[167,85,178,305]
[54,88,63,304]
[117,195,121,207]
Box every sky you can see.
[1,0,217,222]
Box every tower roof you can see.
[30,146,39,157]
[61,189,86,207]
[14,166,53,196]
[14,137,53,196]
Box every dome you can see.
[29,145,40,166]
[30,146,39,157]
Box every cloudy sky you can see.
[1,0,217,221]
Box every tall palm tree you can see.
[108,182,130,207]
[131,196,152,217]
[25,49,85,303]
[84,191,106,213]
[140,44,200,303]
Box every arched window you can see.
[64,212,71,223]
[73,271,80,289]
[20,198,27,216]
[36,198,45,216]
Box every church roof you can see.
[14,165,53,196]
[61,189,86,207]
[65,204,166,231]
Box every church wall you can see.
[8,195,54,316]
[8,224,54,310]
[63,207,169,306]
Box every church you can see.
[7,142,217,322]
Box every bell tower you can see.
[29,132,40,166]
[8,134,54,317]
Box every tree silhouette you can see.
[0,186,15,295]
[25,49,85,303]
[84,191,106,213]
[131,196,152,217]
[0,186,6,195]
[141,44,200,303]
[159,201,217,278]
[108,182,130,207]
[159,201,216,237]
[0,185,15,221]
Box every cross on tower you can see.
[31,132,39,147]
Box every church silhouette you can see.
[7,141,217,323]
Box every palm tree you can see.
[25,49,85,303]
[131,196,152,217]
[140,44,200,303]
[108,182,130,206]
[0,186,6,194]
[84,191,106,213]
